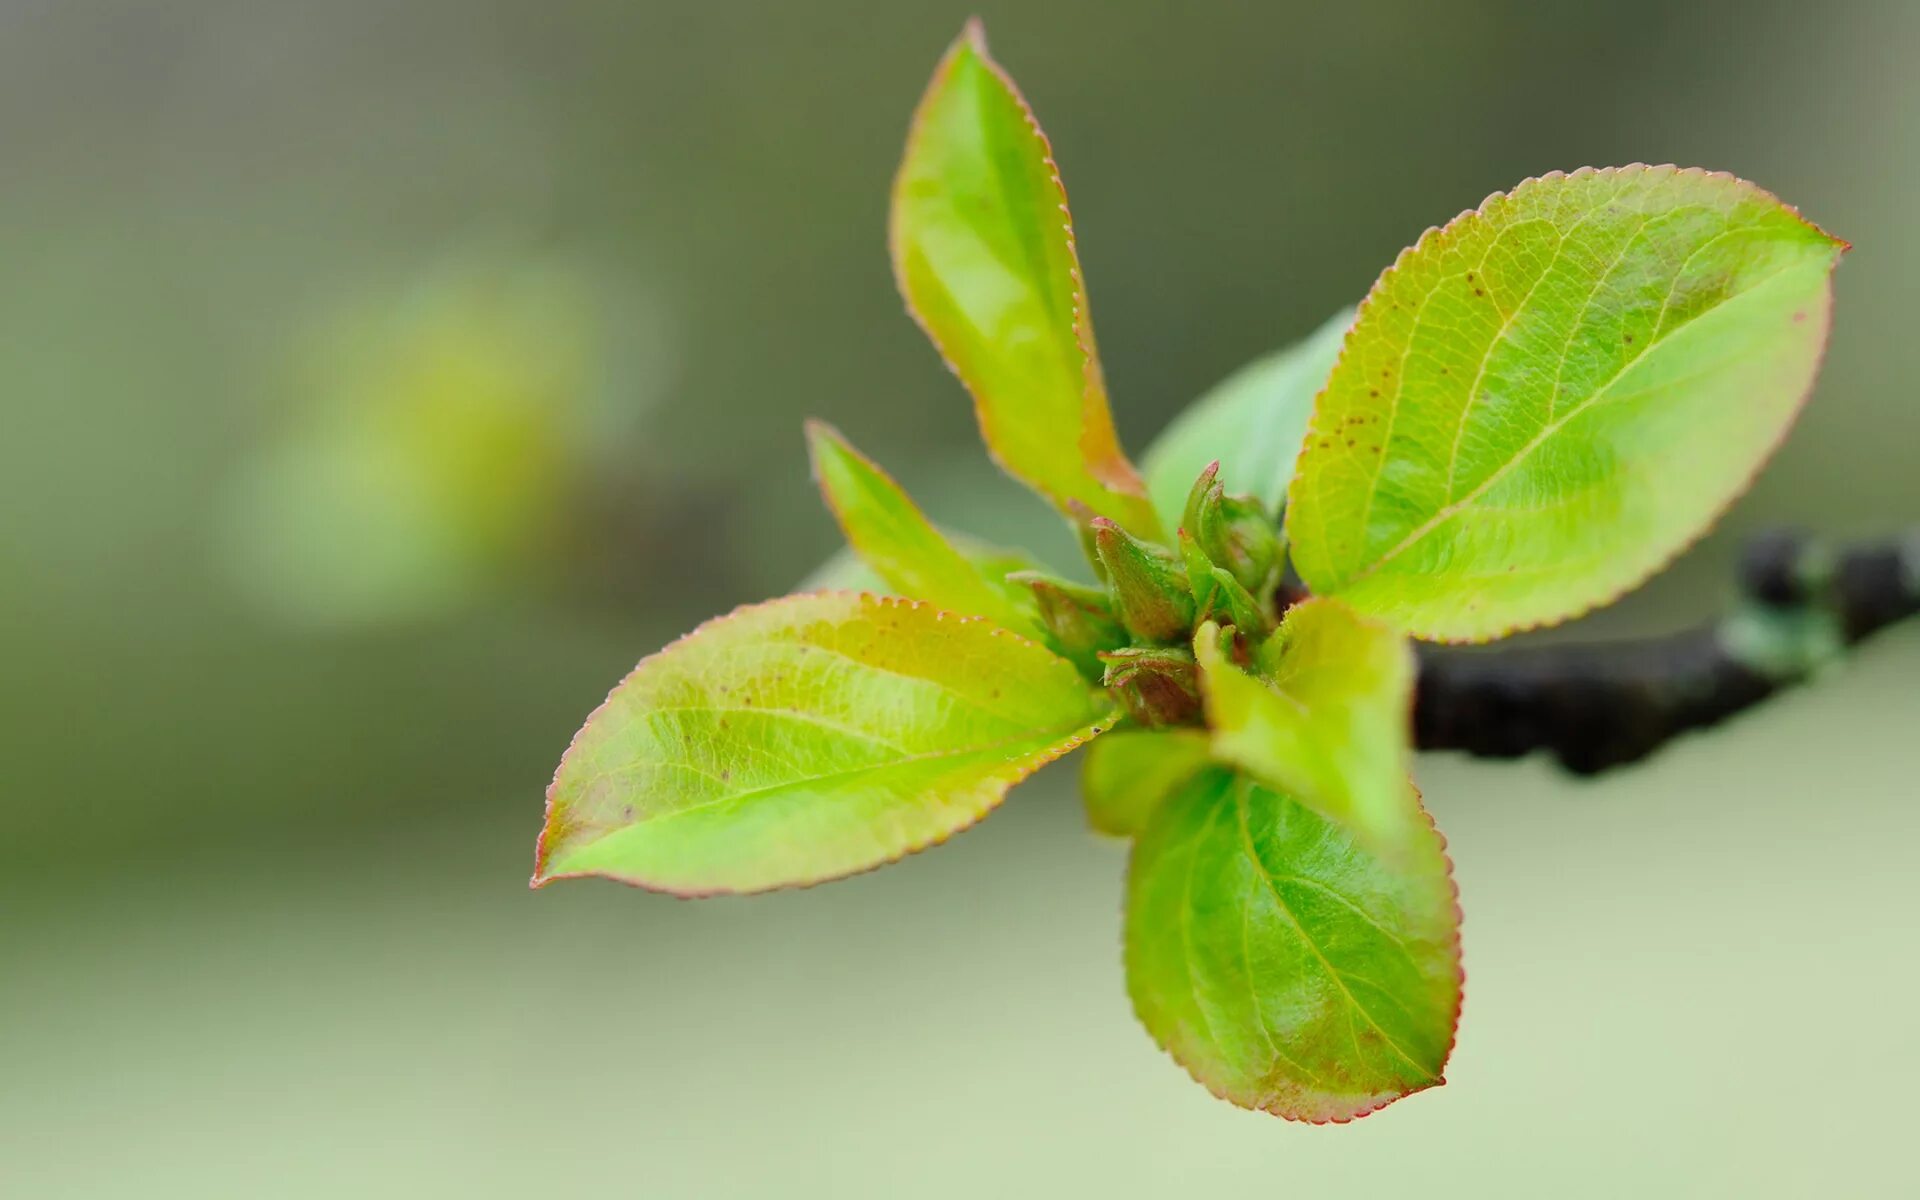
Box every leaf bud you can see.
[1006,571,1128,679]
[1099,645,1203,728]
[1182,462,1281,594]
[1092,518,1195,643]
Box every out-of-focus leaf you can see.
[1142,309,1352,525]
[1192,602,1414,851]
[220,254,630,628]
[1286,166,1847,642]
[891,21,1160,540]
[536,592,1113,894]
[1126,766,1461,1123]
[1080,727,1210,838]
[806,420,1042,638]
[797,546,888,594]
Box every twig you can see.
[1410,530,1920,775]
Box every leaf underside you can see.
[1287,165,1846,642]
[797,545,889,594]
[891,21,1160,539]
[1126,767,1461,1123]
[537,592,1112,895]
[1142,308,1352,525]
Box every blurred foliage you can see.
[218,252,657,628]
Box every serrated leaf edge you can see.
[1285,164,1847,645]
[802,417,1042,638]
[1120,784,1464,1123]
[532,590,1112,897]
[888,19,1157,537]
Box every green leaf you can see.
[1080,727,1210,838]
[1142,308,1352,525]
[798,532,1049,608]
[891,21,1161,540]
[1192,601,1415,851]
[1286,166,1847,642]
[1126,766,1461,1123]
[806,420,1043,638]
[536,592,1113,894]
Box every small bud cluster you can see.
[1013,462,1286,727]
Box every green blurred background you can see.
[4,1,1916,1195]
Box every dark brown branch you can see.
[1410,530,1920,775]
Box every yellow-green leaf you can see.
[1126,767,1461,1123]
[1193,601,1415,852]
[1080,727,1210,838]
[1286,166,1847,642]
[806,420,1043,638]
[536,592,1113,895]
[891,21,1160,539]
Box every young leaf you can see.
[891,21,1161,540]
[536,592,1113,895]
[798,530,1047,604]
[1286,166,1847,642]
[1181,464,1282,595]
[1126,766,1461,1123]
[1092,518,1195,643]
[1192,602,1415,851]
[1142,308,1353,524]
[806,420,1043,639]
[1009,570,1128,678]
[1179,528,1269,636]
[1081,726,1210,838]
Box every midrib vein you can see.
[1339,248,1810,588]
[594,721,1091,835]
